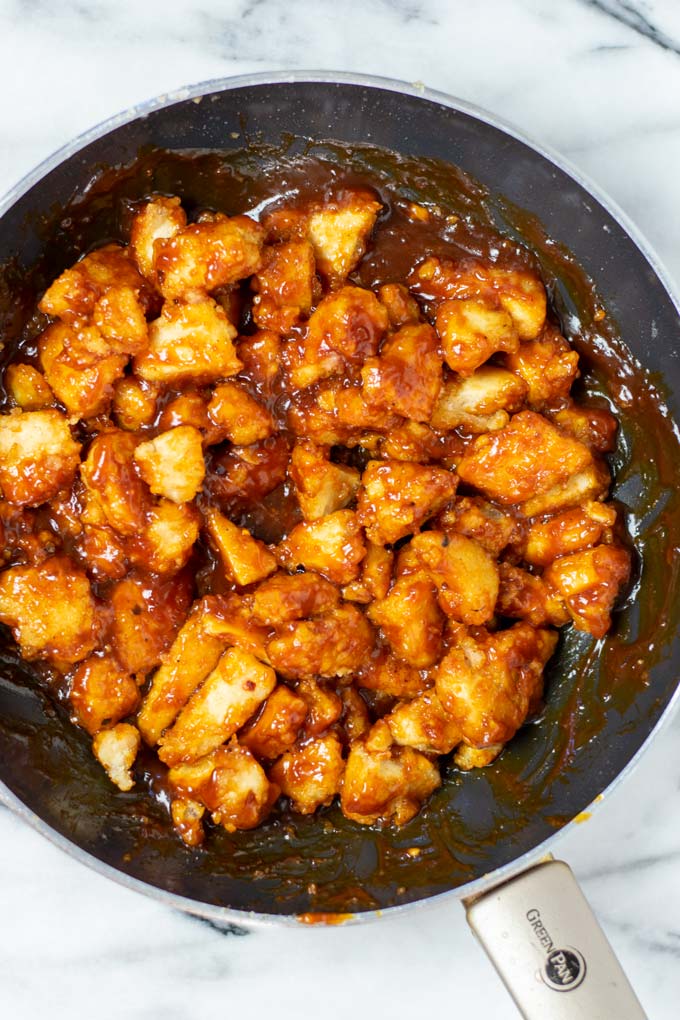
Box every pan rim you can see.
[1,69,679,927]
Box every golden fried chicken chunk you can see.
[203,506,277,586]
[457,410,594,508]
[550,403,618,454]
[137,602,226,746]
[357,459,458,545]
[367,575,444,669]
[436,497,517,556]
[361,322,442,422]
[519,502,617,567]
[287,285,388,389]
[0,409,80,507]
[158,647,276,766]
[239,685,309,759]
[129,499,200,575]
[435,622,558,747]
[431,366,527,433]
[109,572,191,676]
[69,653,140,735]
[39,322,127,420]
[206,381,274,446]
[4,364,54,411]
[270,733,345,814]
[435,299,519,377]
[378,282,422,328]
[236,330,282,393]
[112,376,158,431]
[409,530,500,625]
[543,544,631,637]
[201,593,271,662]
[169,743,278,831]
[295,677,343,736]
[289,440,360,522]
[39,244,153,324]
[134,426,205,504]
[134,298,241,385]
[267,604,375,679]
[341,732,440,825]
[250,570,340,625]
[305,191,381,285]
[93,723,140,792]
[130,196,187,282]
[252,239,316,332]
[356,648,431,699]
[0,556,96,663]
[154,214,263,300]
[505,325,579,408]
[386,690,462,755]
[80,430,149,537]
[497,562,569,627]
[342,541,393,603]
[276,509,366,585]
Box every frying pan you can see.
[1,72,680,1019]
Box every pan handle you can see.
[464,858,647,1019]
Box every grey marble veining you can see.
[1,1,680,1017]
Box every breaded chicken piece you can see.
[134,298,242,385]
[69,654,140,735]
[409,530,500,625]
[497,562,569,627]
[270,733,345,814]
[378,282,422,328]
[134,425,205,504]
[4,364,54,411]
[435,622,558,747]
[39,322,127,420]
[295,677,343,737]
[361,322,442,422]
[287,285,388,389]
[367,575,444,669]
[519,501,617,567]
[207,381,274,446]
[110,571,191,676]
[129,500,200,575]
[0,409,80,507]
[39,244,154,324]
[267,604,375,679]
[356,647,431,699]
[340,730,440,825]
[129,196,187,282]
[236,330,282,393]
[435,299,519,377]
[342,541,393,603]
[457,410,594,507]
[239,685,309,759]
[276,509,366,585]
[169,743,278,831]
[0,555,97,663]
[203,506,277,586]
[112,376,158,431]
[289,440,360,522]
[357,459,458,545]
[80,430,149,537]
[158,647,276,766]
[93,723,141,792]
[386,690,462,754]
[436,496,517,556]
[543,544,631,637]
[137,602,226,746]
[304,191,381,285]
[550,403,618,454]
[505,325,579,408]
[431,366,527,433]
[252,239,316,332]
[154,214,263,300]
[251,571,340,625]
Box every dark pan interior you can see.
[1,80,680,916]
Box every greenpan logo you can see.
[526,909,587,992]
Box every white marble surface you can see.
[1,1,680,1017]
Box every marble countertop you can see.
[1,1,680,1017]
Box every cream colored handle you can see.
[465,859,647,1019]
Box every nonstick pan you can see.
[1,73,679,1019]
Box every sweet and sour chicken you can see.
[0,183,631,846]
